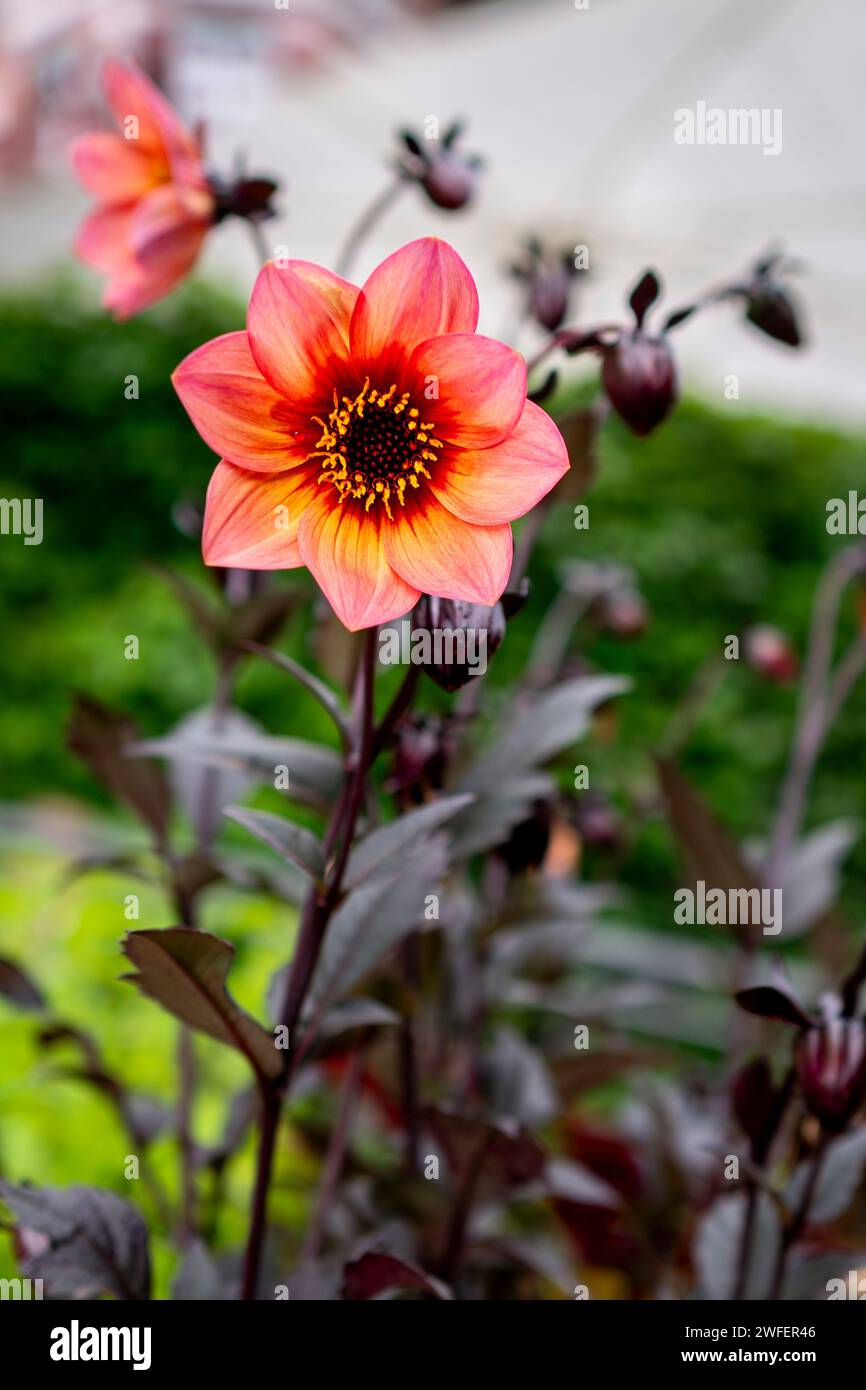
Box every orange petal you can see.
[247,260,358,403]
[203,460,320,568]
[409,333,526,448]
[299,500,419,631]
[71,131,158,203]
[431,401,570,525]
[74,204,136,274]
[173,332,311,472]
[384,500,512,605]
[350,238,479,366]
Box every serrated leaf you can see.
[122,928,281,1080]
[0,1181,151,1301]
[225,806,325,881]
[345,794,473,887]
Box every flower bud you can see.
[414,596,505,691]
[742,252,804,348]
[573,793,621,852]
[744,625,798,684]
[397,122,481,212]
[211,174,279,225]
[731,1057,777,1158]
[495,798,551,874]
[508,240,578,333]
[601,333,677,437]
[597,588,649,638]
[387,713,452,802]
[795,1016,866,1131]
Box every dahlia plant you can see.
[6,56,866,1310]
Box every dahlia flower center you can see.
[307,378,443,520]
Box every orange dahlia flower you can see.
[72,61,214,319]
[172,238,569,630]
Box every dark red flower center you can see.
[307,378,443,519]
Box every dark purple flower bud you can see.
[731,1057,777,1158]
[597,588,649,638]
[744,624,798,684]
[508,241,579,333]
[387,713,452,803]
[495,798,552,874]
[601,332,677,437]
[397,122,481,211]
[795,1013,866,1132]
[528,263,574,332]
[414,596,505,691]
[420,154,478,211]
[745,283,802,347]
[727,249,805,348]
[211,173,279,225]
[573,793,621,852]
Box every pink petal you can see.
[350,238,479,367]
[384,501,512,605]
[173,332,312,471]
[409,333,526,448]
[74,204,136,273]
[299,501,419,631]
[130,184,212,271]
[431,400,570,525]
[102,60,207,190]
[203,460,320,568]
[102,59,167,155]
[247,260,358,403]
[71,131,157,202]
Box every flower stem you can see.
[247,219,271,269]
[766,544,866,886]
[238,627,379,1300]
[767,1133,829,1300]
[335,176,409,279]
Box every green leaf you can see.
[122,928,281,1080]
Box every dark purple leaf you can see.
[629,269,660,327]
[343,1252,452,1300]
[67,695,171,843]
[735,985,813,1028]
[122,928,282,1080]
[0,1181,151,1301]
[0,958,45,1010]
